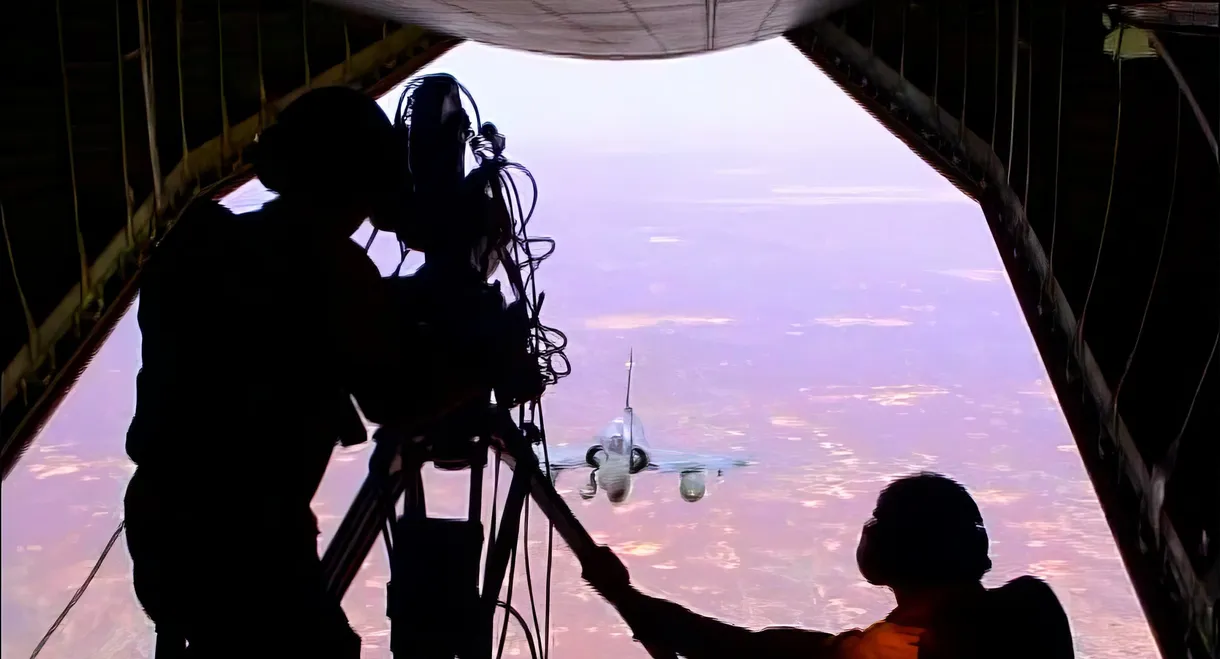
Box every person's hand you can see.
[836,622,922,659]
[579,554,677,659]
[581,545,635,605]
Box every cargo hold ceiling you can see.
[318,0,857,57]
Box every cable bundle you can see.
[469,99,563,659]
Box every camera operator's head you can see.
[247,86,405,238]
[856,472,992,595]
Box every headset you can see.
[856,479,993,588]
[245,85,406,210]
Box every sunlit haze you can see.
[1,39,1156,658]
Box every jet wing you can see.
[643,448,752,473]
[532,443,590,471]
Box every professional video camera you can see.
[321,75,647,659]
[380,74,550,420]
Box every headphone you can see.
[856,480,993,588]
[244,85,408,208]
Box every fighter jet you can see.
[537,351,751,505]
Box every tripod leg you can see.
[322,440,411,599]
[481,464,529,606]
[478,462,530,657]
[492,418,678,659]
[403,467,426,521]
[468,453,484,524]
[497,440,599,565]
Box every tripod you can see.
[319,401,675,659]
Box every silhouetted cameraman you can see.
[585,472,1074,659]
[123,86,484,658]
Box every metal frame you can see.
[786,17,1216,659]
[1146,30,1219,162]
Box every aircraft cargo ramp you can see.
[1,1,1215,657]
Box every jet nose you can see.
[601,470,633,505]
[607,487,631,505]
[597,454,633,504]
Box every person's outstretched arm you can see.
[583,547,921,659]
[613,589,843,659]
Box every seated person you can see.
[583,471,1075,659]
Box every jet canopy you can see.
[597,408,649,456]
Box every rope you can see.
[116,0,135,247]
[302,0,311,86]
[29,521,126,659]
[1005,0,1019,183]
[932,2,940,108]
[1163,334,1218,473]
[137,0,163,222]
[256,4,268,131]
[868,1,875,55]
[1071,26,1124,369]
[1022,6,1033,205]
[898,2,906,78]
[176,0,191,181]
[1112,92,1181,422]
[1045,5,1065,305]
[216,0,231,161]
[1155,83,1220,482]
[343,20,351,80]
[56,0,91,308]
[990,0,999,150]
[958,0,968,146]
[2,201,40,363]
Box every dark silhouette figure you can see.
[123,87,476,658]
[584,472,1075,659]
